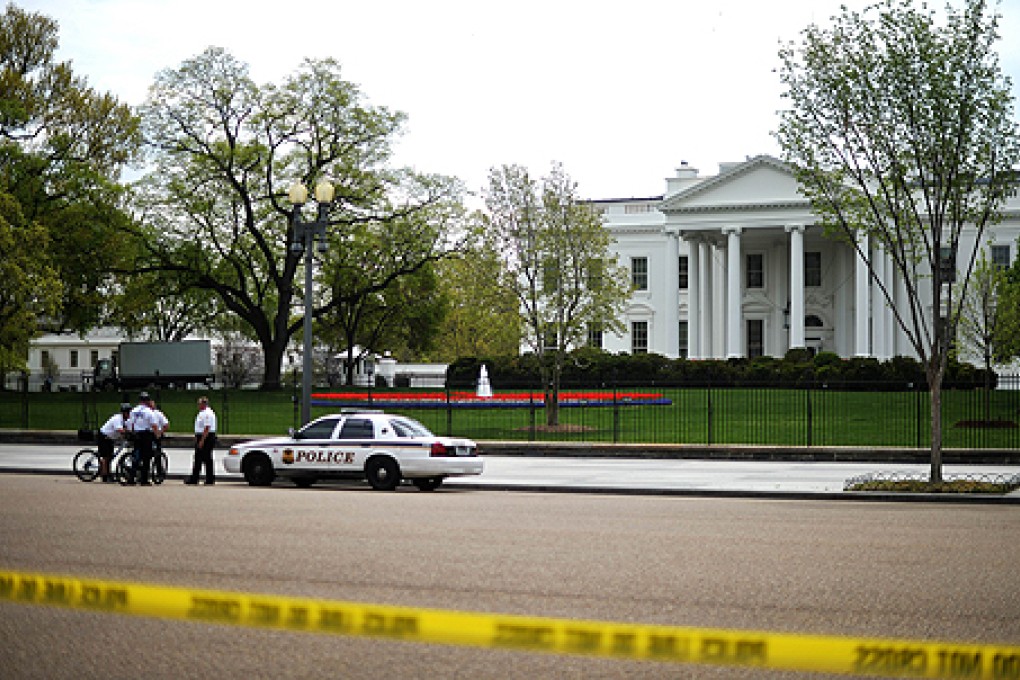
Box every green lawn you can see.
[2,386,1016,448]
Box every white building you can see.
[594,155,1020,362]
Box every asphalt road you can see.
[3,442,1020,498]
[1,474,1018,679]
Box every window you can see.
[679,256,688,290]
[390,417,432,438]
[939,247,957,283]
[805,252,821,287]
[542,259,559,293]
[678,321,688,359]
[586,258,604,289]
[339,418,375,440]
[543,329,558,352]
[625,204,654,214]
[746,253,764,289]
[69,350,79,368]
[747,320,764,358]
[587,323,603,349]
[298,417,340,440]
[805,314,824,328]
[991,245,1011,270]
[90,350,99,368]
[631,321,648,354]
[631,257,648,291]
[40,350,50,368]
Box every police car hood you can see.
[236,436,295,449]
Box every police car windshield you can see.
[390,417,433,438]
[297,418,340,440]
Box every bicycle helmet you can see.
[120,403,132,413]
[139,391,151,401]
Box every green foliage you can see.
[0,192,60,372]
[447,348,999,392]
[431,222,522,362]
[482,163,631,424]
[132,47,467,388]
[775,0,1020,479]
[0,3,140,335]
[994,253,1020,364]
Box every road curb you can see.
[2,430,1018,464]
[4,467,1017,504]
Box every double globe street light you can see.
[288,179,335,425]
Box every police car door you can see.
[291,417,341,474]
[336,417,375,471]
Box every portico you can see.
[593,154,1019,363]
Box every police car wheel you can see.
[412,477,443,492]
[365,457,400,491]
[243,453,275,487]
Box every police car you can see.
[223,410,483,491]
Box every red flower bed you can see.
[312,390,665,403]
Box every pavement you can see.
[2,442,1019,503]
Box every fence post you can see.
[918,383,926,452]
[612,381,619,444]
[706,382,713,445]
[222,390,229,435]
[806,383,813,447]
[528,384,536,442]
[19,371,29,429]
[445,385,452,437]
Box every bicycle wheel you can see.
[73,449,100,482]
[152,451,169,485]
[117,453,136,485]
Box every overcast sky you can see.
[23,0,1020,201]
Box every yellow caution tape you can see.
[2,569,1018,678]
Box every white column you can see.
[855,230,871,357]
[664,233,680,358]
[786,224,806,349]
[884,251,896,357]
[699,239,713,358]
[686,235,700,359]
[872,244,887,359]
[724,227,743,358]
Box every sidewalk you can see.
[2,442,1018,503]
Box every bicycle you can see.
[73,440,130,482]
[117,441,169,485]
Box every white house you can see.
[593,155,1020,362]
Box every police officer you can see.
[186,396,217,485]
[97,403,131,482]
[126,392,160,486]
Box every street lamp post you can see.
[288,179,335,425]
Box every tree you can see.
[0,192,61,375]
[484,163,630,426]
[318,258,447,385]
[776,0,1020,482]
[131,48,466,388]
[0,4,140,333]
[994,249,1020,365]
[431,222,522,362]
[106,267,221,342]
[956,254,1006,419]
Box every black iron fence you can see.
[1,376,1018,449]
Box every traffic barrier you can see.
[2,569,1018,678]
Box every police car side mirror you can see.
[288,427,297,439]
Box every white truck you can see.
[93,340,212,390]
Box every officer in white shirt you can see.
[186,396,218,485]
[97,403,131,482]
[126,392,160,486]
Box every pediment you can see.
[660,155,809,213]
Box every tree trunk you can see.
[927,370,944,484]
[261,340,285,390]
